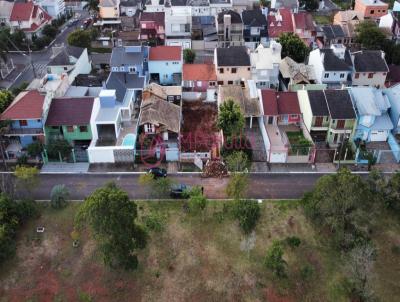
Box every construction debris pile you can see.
[202,160,228,178]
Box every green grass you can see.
[312,14,333,25]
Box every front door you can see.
[337,120,345,129]
[268,116,274,124]
[315,116,323,127]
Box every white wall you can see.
[308,49,324,84]
[297,90,313,131]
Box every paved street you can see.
[3,10,89,89]
[29,173,323,200]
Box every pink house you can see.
[139,12,165,43]
[354,0,388,20]
[182,64,217,92]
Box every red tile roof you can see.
[45,98,94,126]
[267,9,294,38]
[261,90,300,115]
[293,12,315,31]
[10,2,34,22]
[277,92,300,114]
[261,89,279,115]
[0,90,45,120]
[183,64,217,81]
[149,46,182,61]
[140,12,165,25]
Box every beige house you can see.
[214,46,251,86]
[99,0,120,19]
[333,10,364,45]
[351,50,389,88]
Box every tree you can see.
[14,166,39,198]
[302,168,371,249]
[183,48,196,63]
[264,240,287,278]
[76,183,147,270]
[46,139,72,160]
[83,0,99,13]
[50,184,69,209]
[226,173,249,200]
[383,172,400,215]
[0,28,11,62]
[277,32,310,63]
[224,151,250,172]
[27,141,43,158]
[299,0,319,11]
[0,90,14,114]
[217,98,245,137]
[232,199,261,234]
[42,25,59,39]
[67,29,91,49]
[355,21,387,50]
[346,243,377,301]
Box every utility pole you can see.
[6,36,37,78]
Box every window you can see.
[324,73,329,79]
[228,81,233,85]
[370,10,374,14]
[219,68,224,73]
[119,66,124,71]
[209,81,216,86]
[144,123,155,133]
[217,81,224,85]
[336,120,345,129]
[19,120,27,126]
[63,67,68,71]
[231,68,237,73]
[79,126,88,132]
[129,66,136,73]
[290,114,297,119]
[247,67,250,71]
[355,73,359,79]
[196,81,202,87]
[67,126,74,132]
[340,73,345,78]
[368,73,374,78]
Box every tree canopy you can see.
[264,240,287,278]
[217,98,245,137]
[76,183,147,270]
[355,21,387,50]
[232,199,261,234]
[299,0,319,11]
[67,29,92,49]
[183,48,196,64]
[277,32,310,63]
[0,90,14,114]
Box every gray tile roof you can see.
[320,49,353,72]
[48,46,85,66]
[324,89,356,119]
[322,24,345,39]
[110,46,146,67]
[217,10,242,24]
[307,90,329,116]
[352,50,389,73]
[216,46,250,67]
[106,72,145,101]
[242,9,267,27]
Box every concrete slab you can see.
[41,163,90,173]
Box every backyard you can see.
[1,200,399,302]
[286,131,312,156]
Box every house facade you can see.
[351,50,389,88]
[47,46,91,84]
[0,90,46,158]
[292,12,316,47]
[99,0,120,19]
[110,45,149,80]
[250,41,281,89]
[350,87,393,142]
[214,46,251,86]
[241,8,268,49]
[354,0,388,20]
[139,12,165,43]
[308,44,353,87]
[148,46,183,85]
[164,6,192,49]
[9,1,52,38]
[216,10,243,47]
[182,63,217,99]
[333,10,364,46]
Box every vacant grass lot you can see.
[0,200,399,302]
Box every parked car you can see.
[68,18,78,27]
[170,184,192,198]
[80,18,91,29]
[148,167,167,178]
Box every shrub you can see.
[183,48,196,63]
[232,199,261,234]
[47,139,72,160]
[143,212,165,232]
[285,236,301,248]
[27,141,43,158]
[264,240,287,278]
[50,184,69,209]
[16,154,28,165]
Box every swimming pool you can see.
[122,134,136,146]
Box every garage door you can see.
[370,130,388,142]
[269,152,287,163]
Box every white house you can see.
[164,6,192,49]
[34,0,65,18]
[250,41,281,89]
[308,44,353,87]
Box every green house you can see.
[45,97,95,147]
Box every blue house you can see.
[110,46,149,82]
[384,84,400,134]
[148,46,182,85]
[0,90,46,158]
[351,87,393,142]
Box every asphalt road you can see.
[8,10,89,89]
[30,173,323,200]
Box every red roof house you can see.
[267,9,294,39]
[10,1,52,35]
[149,46,182,61]
[1,90,45,121]
[261,89,301,124]
[182,63,217,92]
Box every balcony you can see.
[3,128,44,136]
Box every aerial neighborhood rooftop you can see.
[0,0,400,172]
